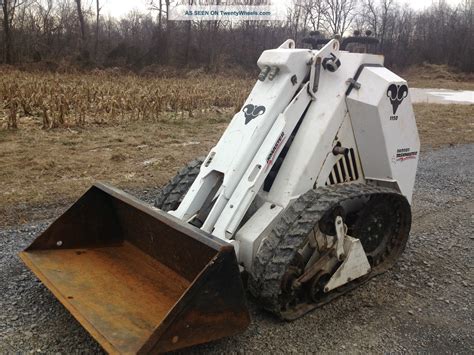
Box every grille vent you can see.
[326,148,359,185]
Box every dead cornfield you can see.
[0,67,253,129]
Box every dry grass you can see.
[0,116,229,225]
[413,104,474,148]
[404,63,474,90]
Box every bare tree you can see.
[2,0,14,64]
[184,0,193,65]
[74,0,87,59]
[2,0,27,64]
[361,0,394,49]
[379,0,394,49]
[149,0,171,63]
[302,0,327,31]
[95,0,101,59]
[323,0,358,36]
[363,0,378,35]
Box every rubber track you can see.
[154,157,204,212]
[248,183,411,319]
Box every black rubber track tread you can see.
[248,183,411,319]
[154,157,204,212]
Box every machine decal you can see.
[395,147,418,162]
[387,84,408,115]
[264,132,286,171]
[242,104,266,124]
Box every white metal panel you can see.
[346,67,420,202]
[235,202,283,271]
[325,236,371,291]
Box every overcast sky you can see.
[101,0,465,18]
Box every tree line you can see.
[1,0,472,72]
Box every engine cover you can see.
[346,66,420,203]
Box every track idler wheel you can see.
[352,194,410,268]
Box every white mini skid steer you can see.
[21,37,420,353]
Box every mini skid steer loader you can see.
[20,37,420,353]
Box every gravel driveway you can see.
[1,144,473,353]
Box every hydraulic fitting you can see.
[258,66,271,81]
[268,66,280,81]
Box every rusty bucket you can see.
[20,183,250,354]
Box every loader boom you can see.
[170,40,344,243]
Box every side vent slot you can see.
[326,148,359,185]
